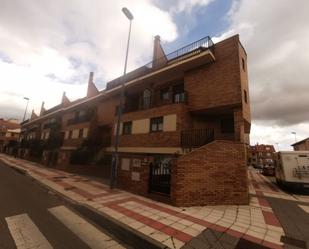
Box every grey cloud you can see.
[218,0,309,126]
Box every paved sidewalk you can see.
[1,154,309,249]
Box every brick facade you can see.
[171,140,249,206]
[19,34,251,206]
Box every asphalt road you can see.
[0,161,127,249]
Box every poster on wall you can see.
[121,158,130,171]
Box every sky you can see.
[0,0,308,150]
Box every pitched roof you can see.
[291,137,309,146]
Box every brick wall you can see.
[171,140,249,206]
[117,154,151,196]
[185,35,242,112]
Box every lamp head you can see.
[122,7,133,20]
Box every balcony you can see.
[67,113,93,126]
[106,36,214,90]
[123,91,188,114]
[43,122,59,130]
[181,128,214,149]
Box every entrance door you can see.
[149,156,171,195]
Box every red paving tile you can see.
[173,231,193,242]
[2,156,287,248]
[226,229,243,238]
[256,190,264,196]
[161,226,178,236]
[262,211,281,227]
[210,224,228,232]
[258,197,271,207]
[151,221,166,230]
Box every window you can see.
[242,58,245,71]
[122,121,132,135]
[150,117,163,132]
[160,88,170,101]
[142,89,152,109]
[173,84,185,103]
[244,90,248,103]
[78,129,83,138]
[221,117,234,134]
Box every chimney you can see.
[61,91,70,106]
[30,110,38,120]
[152,35,167,68]
[88,72,94,84]
[87,72,99,97]
[40,101,45,116]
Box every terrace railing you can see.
[106,36,214,90]
[181,128,214,149]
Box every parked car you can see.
[275,151,309,189]
[262,165,275,176]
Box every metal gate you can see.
[149,161,171,195]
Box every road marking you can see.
[5,213,53,249]
[298,204,309,213]
[48,205,124,249]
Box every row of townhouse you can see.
[20,34,251,206]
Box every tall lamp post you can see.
[275,142,279,151]
[110,7,134,189]
[22,97,30,122]
[291,132,297,143]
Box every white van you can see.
[275,151,309,189]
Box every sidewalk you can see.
[1,154,308,249]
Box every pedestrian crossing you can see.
[5,206,125,249]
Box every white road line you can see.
[5,213,53,249]
[299,204,309,213]
[48,206,125,249]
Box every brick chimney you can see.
[40,101,45,116]
[61,91,70,106]
[152,35,167,68]
[30,110,38,120]
[87,72,99,98]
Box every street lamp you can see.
[275,142,279,151]
[22,97,30,122]
[110,7,134,189]
[291,132,297,143]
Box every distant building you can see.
[291,138,309,151]
[247,144,276,168]
[0,118,20,152]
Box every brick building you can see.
[291,137,309,151]
[0,118,20,153]
[247,144,276,168]
[20,34,251,206]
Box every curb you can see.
[0,157,169,249]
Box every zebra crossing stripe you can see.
[48,205,124,249]
[5,213,53,249]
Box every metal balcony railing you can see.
[181,128,214,149]
[123,91,188,113]
[67,113,93,126]
[106,36,214,90]
[146,36,214,69]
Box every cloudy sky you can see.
[0,0,308,150]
